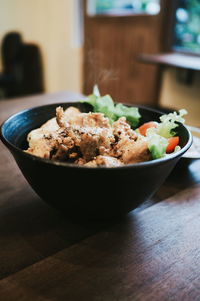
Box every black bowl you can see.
[0,102,192,220]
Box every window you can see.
[87,0,160,16]
[174,0,200,54]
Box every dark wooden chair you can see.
[0,32,44,98]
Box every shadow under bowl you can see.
[0,102,193,220]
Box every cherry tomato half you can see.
[139,121,158,136]
[166,136,179,153]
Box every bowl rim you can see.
[0,102,193,170]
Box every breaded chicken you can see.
[85,155,123,167]
[56,107,114,161]
[25,106,150,166]
[26,107,81,159]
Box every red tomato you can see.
[166,136,179,153]
[139,122,158,136]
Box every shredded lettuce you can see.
[156,109,187,138]
[81,86,141,127]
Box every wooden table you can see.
[0,92,200,301]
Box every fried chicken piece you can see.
[50,134,77,161]
[84,155,123,167]
[111,127,150,164]
[41,106,81,132]
[56,106,80,126]
[56,106,110,128]
[74,158,86,165]
[109,117,150,164]
[56,107,114,161]
[78,127,115,161]
[41,118,59,132]
[25,129,59,158]
[120,137,150,164]
[112,117,137,141]
[26,107,81,159]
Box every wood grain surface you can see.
[0,92,200,301]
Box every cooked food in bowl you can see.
[0,95,192,219]
[25,106,149,167]
[25,87,188,167]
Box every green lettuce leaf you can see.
[95,95,116,121]
[147,131,168,159]
[114,103,141,128]
[81,86,141,127]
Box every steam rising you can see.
[86,48,119,87]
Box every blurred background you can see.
[0,0,199,126]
